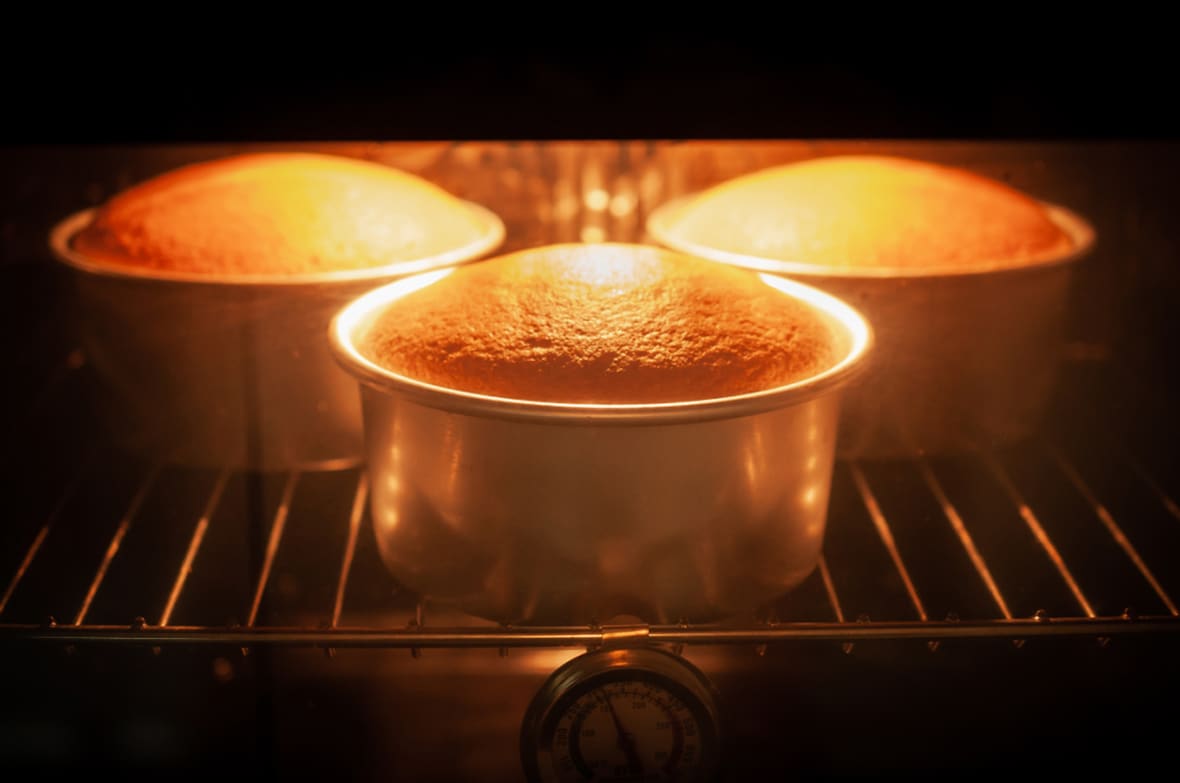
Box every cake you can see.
[651,154,1077,272]
[646,152,1093,458]
[71,152,498,277]
[52,150,504,470]
[362,243,838,404]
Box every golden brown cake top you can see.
[657,155,1076,272]
[71,152,495,277]
[362,243,838,404]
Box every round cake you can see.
[653,154,1077,273]
[71,152,498,277]
[362,243,838,404]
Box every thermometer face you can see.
[521,647,721,782]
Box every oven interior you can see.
[2,140,1178,780]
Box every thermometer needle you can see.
[601,693,643,775]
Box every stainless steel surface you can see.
[6,412,1178,643]
[849,463,927,621]
[4,615,1179,646]
[48,202,505,471]
[2,331,1179,783]
[647,193,1096,458]
[3,140,1178,780]
[330,256,873,624]
[5,141,1179,645]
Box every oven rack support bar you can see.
[3,615,1177,648]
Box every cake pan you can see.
[331,267,872,624]
[50,205,504,470]
[647,198,1095,458]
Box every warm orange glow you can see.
[75,467,160,626]
[548,244,666,287]
[984,454,1096,618]
[584,187,610,211]
[851,464,928,622]
[246,472,300,628]
[376,507,400,534]
[650,155,1082,277]
[609,192,637,218]
[758,272,872,355]
[919,460,1013,620]
[159,469,231,627]
[336,267,456,344]
[346,244,853,406]
[1047,445,1178,616]
[375,445,403,534]
[68,153,504,281]
[331,473,370,629]
[817,555,846,623]
[554,190,579,221]
[580,226,607,243]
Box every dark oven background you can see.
[1,140,1178,781]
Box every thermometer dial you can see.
[521,646,721,782]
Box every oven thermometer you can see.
[520,646,722,782]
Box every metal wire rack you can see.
[1,355,1177,653]
[6,141,1180,783]
[2,141,1179,657]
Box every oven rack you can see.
[2,355,1178,653]
[4,141,1179,656]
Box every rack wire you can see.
[1,359,1177,653]
[3,141,1179,655]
